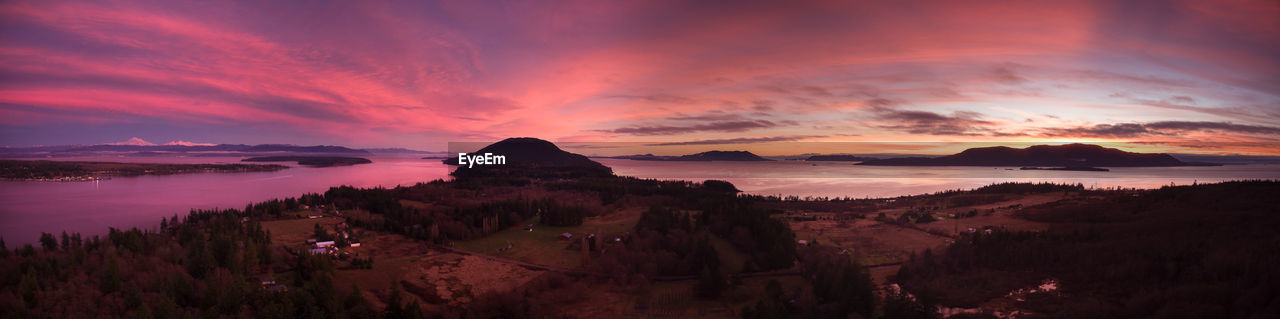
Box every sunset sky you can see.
[1,0,1278,155]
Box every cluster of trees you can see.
[580,179,796,300]
[894,181,1280,317]
[698,198,796,271]
[590,206,724,280]
[0,196,454,318]
[799,247,876,318]
[741,245,937,319]
[533,200,588,227]
[877,210,937,225]
[323,185,594,242]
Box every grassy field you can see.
[453,207,645,268]
[261,216,344,247]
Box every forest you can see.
[4,171,1275,318]
[894,181,1280,318]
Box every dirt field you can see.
[917,192,1065,235]
[785,191,1071,284]
[399,253,543,307]
[550,275,807,318]
[261,216,345,248]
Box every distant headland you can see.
[0,159,287,181]
[242,156,372,167]
[858,143,1221,167]
[608,150,771,162]
[803,155,877,162]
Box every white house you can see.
[315,241,335,248]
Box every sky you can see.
[1,0,1278,155]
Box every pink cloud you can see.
[0,0,1275,154]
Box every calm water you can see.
[0,155,452,245]
[598,159,1280,198]
[3,156,1278,244]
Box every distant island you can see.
[804,155,877,162]
[610,150,772,161]
[242,156,372,167]
[1020,166,1110,172]
[858,143,1221,167]
[360,147,431,154]
[0,143,370,158]
[0,159,287,181]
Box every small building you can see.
[308,248,327,255]
[558,232,573,240]
[349,242,361,248]
[259,276,276,286]
[265,284,288,293]
[306,238,317,244]
[797,240,809,246]
[315,241,335,248]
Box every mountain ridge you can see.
[858,143,1220,167]
[606,150,771,161]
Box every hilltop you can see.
[445,137,613,178]
[858,143,1220,167]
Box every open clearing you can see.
[785,192,1070,283]
[453,206,645,268]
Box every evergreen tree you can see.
[39,232,57,252]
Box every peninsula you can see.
[803,155,877,162]
[858,143,1220,167]
[611,150,772,161]
[242,156,372,167]
[0,159,287,181]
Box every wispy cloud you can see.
[868,107,995,136]
[647,135,824,146]
[602,120,779,135]
[1041,121,1280,138]
[0,0,1276,154]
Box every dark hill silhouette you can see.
[446,137,612,178]
[804,155,877,162]
[675,150,771,161]
[242,156,371,167]
[858,143,1219,167]
[609,150,771,161]
[58,144,369,154]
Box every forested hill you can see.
[611,150,771,161]
[894,180,1280,317]
[859,143,1218,167]
[445,137,613,178]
